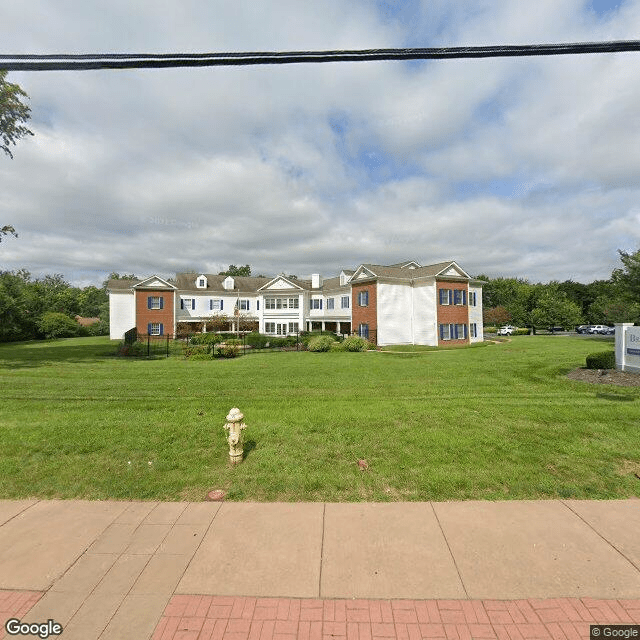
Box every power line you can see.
[2,40,640,71]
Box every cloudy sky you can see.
[2,0,640,286]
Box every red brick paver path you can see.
[153,596,640,640]
[0,591,43,640]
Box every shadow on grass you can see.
[595,391,636,402]
[0,338,118,369]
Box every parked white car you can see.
[497,325,517,335]
[588,325,608,334]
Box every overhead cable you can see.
[1,40,640,71]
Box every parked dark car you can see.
[548,326,565,333]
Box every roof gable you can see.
[351,265,377,281]
[258,275,304,291]
[133,276,176,289]
[435,262,470,279]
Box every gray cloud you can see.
[1,0,639,286]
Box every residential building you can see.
[108,260,484,346]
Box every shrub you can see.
[189,333,223,346]
[37,312,80,339]
[307,335,335,352]
[342,336,369,352]
[329,341,346,352]
[217,343,240,358]
[585,351,616,369]
[245,332,269,348]
[513,328,531,336]
[184,345,212,359]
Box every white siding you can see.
[377,282,438,346]
[109,291,136,340]
[377,283,413,345]
[412,282,438,346]
[469,285,484,342]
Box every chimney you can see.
[311,273,323,288]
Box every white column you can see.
[337,322,341,335]
[322,321,326,331]
[615,323,632,371]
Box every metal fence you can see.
[121,330,372,359]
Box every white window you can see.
[277,323,286,335]
[439,289,452,305]
[288,322,299,333]
[469,291,477,306]
[265,322,275,334]
[181,298,195,310]
[210,299,223,311]
[357,291,369,306]
[453,290,467,305]
[326,298,334,310]
[310,298,323,310]
[358,323,369,338]
[148,296,162,310]
[341,296,350,309]
[439,324,451,340]
[238,299,249,311]
[289,297,299,309]
[149,323,162,336]
[470,323,477,338]
[455,324,467,339]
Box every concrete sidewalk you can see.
[0,499,638,639]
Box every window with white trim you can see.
[265,322,275,334]
[470,323,478,338]
[469,291,477,306]
[341,296,350,309]
[455,323,467,339]
[210,299,223,311]
[238,299,249,311]
[357,291,369,306]
[148,296,163,310]
[326,298,334,310]
[439,289,452,305]
[149,323,162,336]
[265,297,299,309]
[288,322,299,333]
[453,290,467,305]
[310,298,323,310]
[181,298,195,310]
[358,323,369,338]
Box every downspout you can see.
[410,279,415,346]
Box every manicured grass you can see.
[0,335,637,502]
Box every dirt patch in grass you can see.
[566,368,640,387]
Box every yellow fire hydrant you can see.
[224,407,246,464]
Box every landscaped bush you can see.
[513,328,531,336]
[245,332,269,348]
[342,336,369,352]
[307,335,336,352]
[329,341,346,352]
[484,326,498,333]
[37,312,80,339]
[585,351,616,369]
[217,343,240,358]
[189,333,223,346]
[184,345,212,359]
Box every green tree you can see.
[78,286,108,317]
[1,224,17,243]
[102,273,137,289]
[588,296,640,324]
[530,288,583,329]
[218,265,251,277]
[1,70,33,159]
[612,248,640,300]
[37,311,80,339]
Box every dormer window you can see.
[196,275,208,289]
[223,276,234,291]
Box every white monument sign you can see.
[615,323,640,373]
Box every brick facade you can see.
[436,281,469,345]
[136,290,175,335]
[351,282,377,344]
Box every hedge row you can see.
[585,351,616,369]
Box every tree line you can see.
[480,248,640,330]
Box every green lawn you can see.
[0,335,638,502]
